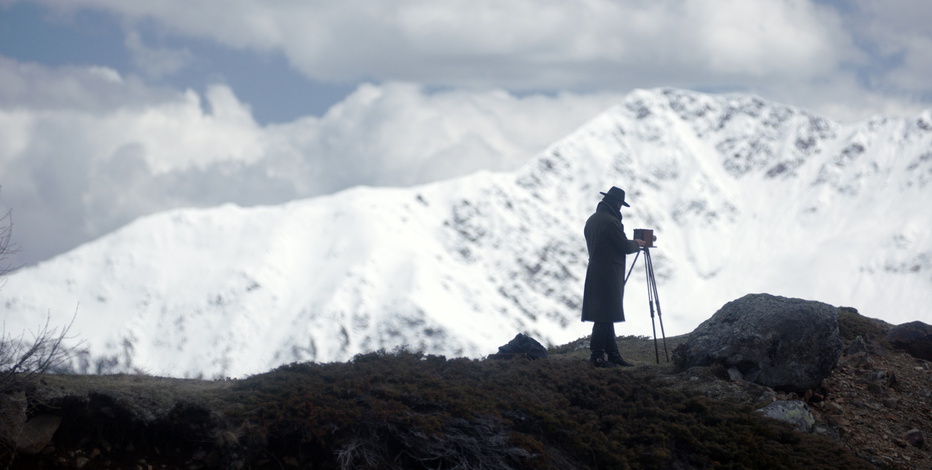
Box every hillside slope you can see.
[5,308,930,469]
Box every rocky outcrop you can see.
[673,293,843,393]
[756,400,815,432]
[0,392,61,459]
[886,321,932,361]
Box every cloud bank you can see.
[27,0,930,117]
[0,57,621,265]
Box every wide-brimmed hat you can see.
[600,186,630,206]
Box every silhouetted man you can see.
[581,186,645,367]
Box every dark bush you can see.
[837,306,891,347]
[225,348,873,469]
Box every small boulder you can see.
[903,429,925,449]
[16,414,61,455]
[673,293,843,393]
[885,321,932,361]
[756,400,816,433]
[491,333,548,360]
[845,336,868,355]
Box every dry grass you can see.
[9,334,879,469]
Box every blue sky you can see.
[0,2,354,122]
[1,0,930,266]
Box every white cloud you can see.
[277,83,624,187]
[31,1,858,88]
[125,30,192,79]
[0,56,181,112]
[23,0,931,119]
[888,37,932,92]
[845,0,932,93]
[689,0,857,78]
[0,57,621,265]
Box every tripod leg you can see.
[644,248,659,364]
[624,250,641,286]
[645,249,669,362]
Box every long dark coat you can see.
[581,201,640,323]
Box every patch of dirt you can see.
[812,339,932,468]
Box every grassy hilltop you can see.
[8,323,902,470]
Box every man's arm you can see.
[608,220,644,254]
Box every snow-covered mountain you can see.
[3,88,931,378]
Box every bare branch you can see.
[0,310,81,394]
[0,185,18,275]
[0,189,81,394]
[0,206,17,283]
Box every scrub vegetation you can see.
[6,335,879,469]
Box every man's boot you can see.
[588,352,602,367]
[589,353,621,368]
[607,353,635,367]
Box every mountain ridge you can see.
[3,87,930,378]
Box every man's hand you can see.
[634,238,647,248]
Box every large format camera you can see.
[633,228,657,248]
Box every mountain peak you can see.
[3,88,930,378]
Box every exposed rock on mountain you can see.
[756,400,816,432]
[672,293,843,392]
[887,321,932,361]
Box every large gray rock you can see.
[673,293,843,393]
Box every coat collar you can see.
[596,201,622,220]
